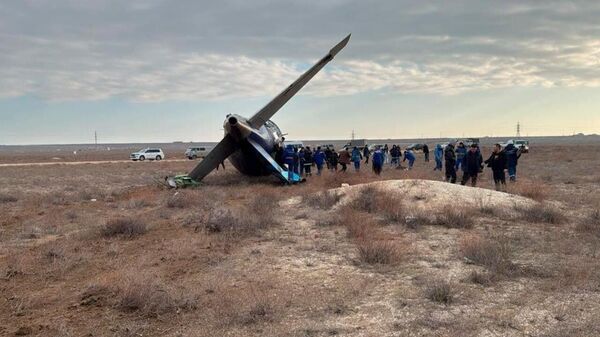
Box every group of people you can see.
[276,140,523,191]
[436,141,523,191]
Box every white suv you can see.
[130,148,165,161]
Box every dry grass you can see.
[431,206,475,229]
[357,240,406,265]
[512,180,549,201]
[460,234,518,278]
[116,274,197,317]
[102,217,147,238]
[0,192,18,203]
[576,208,600,236]
[517,203,566,224]
[303,191,342,209]
[425,280,453,304]
[350,185,379,213]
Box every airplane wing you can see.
[247,138,301,183]
[188,134,238,181]
[248,34,351,129]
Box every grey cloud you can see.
[1,0,600,101]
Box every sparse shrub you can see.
[116,274,197,317]
[512,181,548,201]
[357,240,405,265]
[80,284,112,306]
[518,203,565,224]
[102,218,147,238]
[377,195,405,223]
[343,211,375,240]
[468,270,493,286]
[405,210,431,230]
[425,280,453,304]
[304,191,342,210]
[0,192,18,203]
[350,186,379,213]
[577,208,600,236]
[432,206,474,229]
[204,208,237,233]
[240,300,274,325]
[460,235,517,277]
[166,193,192,208]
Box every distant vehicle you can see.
[368,144,385,151]
[185,147,211,159]
[345,139,367,149]
[130,148,164,161]
[283,140,304,149]
[406,143,425,151]
[501,139,529,153]
[319,144,336,150]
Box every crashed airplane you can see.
[167,34,350,188]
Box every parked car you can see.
[406,143,425,151]
[130,148,164,161]
[319,144,336,150]
[185,146,211,159]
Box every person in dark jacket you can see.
[363,145,370,164]
[444,143,457,183]
[303,146,313,176]
[338,147,350,172]
[313,146,325,175]
[461,144,483,186]
[330,150,339,171]
[324,147,332,170]
[504,142,522,182]
[390,145,400,167]
[485,144,507,191]
[423,144,430,162]
[372,146,384,175]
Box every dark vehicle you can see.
[406,143,425,151]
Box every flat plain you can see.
[1,139,600,337]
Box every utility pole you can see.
[351,129,355,141]
[94,131,98,145]
[516,122,521,137]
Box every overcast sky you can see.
[1,0,600,144]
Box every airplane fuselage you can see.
[224,114,284,176]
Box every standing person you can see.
[403,150,416,170]
[330,149,339,171]
[461,144,483,186]
[292,147,300,179]
[455,142,467,172]
[283,145,296,182]
[304,146,313,177]
[298,147,306,177]
[485,144,507,191]
[383,144,389,164]
[363,145,370,164]
[504,142,522,182]
[274,142,285,167]
[324,147,332,170]
[434,144,443,171]
[423,144,430,162]
[338,147,351,172]
[444,143,457,183]
[372,146,384,175]
[313,146,325,176]
[390,145,400,167]
[351,146,362,172]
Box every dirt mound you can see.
[329,179,536,210]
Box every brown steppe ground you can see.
[1,143,600,337]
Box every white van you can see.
[185,147,211,159]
